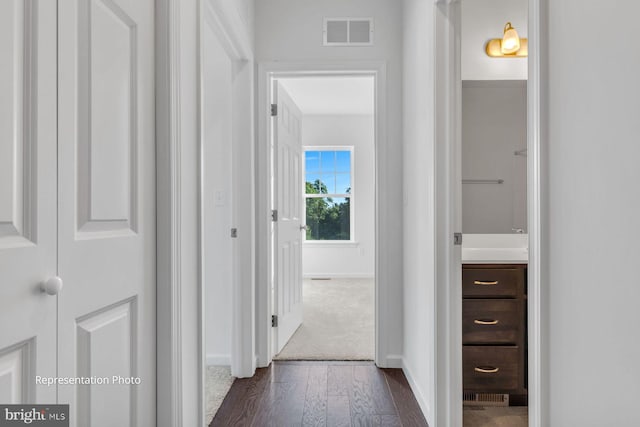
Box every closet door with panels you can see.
[0,1,156,425]
[57,0,156,426]
[0,0,58,406]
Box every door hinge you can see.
[271,104,278,116]
[271,315,278,327]
[230,228,238,238]
[271,210,278,222]
[454,232,463,246]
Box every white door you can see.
[273,82,304,353]
[57,0,156,426]
[0,0,57,405]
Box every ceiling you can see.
[278,77,374,115]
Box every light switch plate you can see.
[214,190,226,206]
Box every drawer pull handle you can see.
[475,366,499,374]
[474,280,499,286]
[474,319,499,325]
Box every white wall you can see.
[462,0,528,80]
[402,0,436,423]
[301,115,375,278]
[462,81,527,233]
[203,24,233,366]
[255,0,404,365]
[218,0,253,42]
[545,1,640,425]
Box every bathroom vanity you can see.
[462,235,528,405]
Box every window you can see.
[304,148,353,241]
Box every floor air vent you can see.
[323,18,373,46]
[463,392,509,407]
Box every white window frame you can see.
[302,146,355,245]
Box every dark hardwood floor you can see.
[210,361,429,427]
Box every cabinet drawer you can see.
[463,299,520,345]
[462,268,521,298]
[463,346,519,392]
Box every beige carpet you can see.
[274,278,374,360]
[463,406,528,427]
[205,366,234,425]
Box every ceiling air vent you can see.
[323,18,374,46]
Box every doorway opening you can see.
[200,9,255,424]
[459,1,530,425]
[260,72,379,363]
[201,19,236,424]
[270,77,376,361]
[449,0,535,426]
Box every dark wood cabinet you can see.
[462,267,521,298]
[463,346,519,391]
[462,264,527,403]
[463,299,520,344]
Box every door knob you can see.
[42,276,63,295]
[300,225,309,231]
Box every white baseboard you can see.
[206,354,231,366]
[383,354,404,369]
[401,358,433,425]
[303,273,375,279]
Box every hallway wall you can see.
[401,0,436,423]
[544,1,640,425]
[255,0,404,364]
[217,0,254,42]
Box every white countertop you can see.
[462,234,528,264]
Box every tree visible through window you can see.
[304,149,352,241]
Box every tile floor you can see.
[463,405,528,427]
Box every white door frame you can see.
[256,61,387,367]
[433,0,545,426]
[155,0,183,424]
[156,0,255,425]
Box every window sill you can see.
[303,241,360,248]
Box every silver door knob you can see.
[300,225,309,231]
[42,276,63,295]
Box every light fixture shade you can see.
[501,22,520,54]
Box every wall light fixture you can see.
[486,22,528,58]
